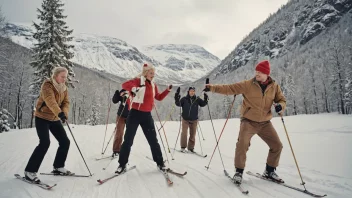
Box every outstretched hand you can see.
[203,84,211,92]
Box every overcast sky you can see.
[0,0,288,59]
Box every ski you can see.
[14,174,57,190]
[97,165,136,185]
[189,150,207,158]
[224,170,249,194]
[174,148,207,158]
[159,169,173,186]
[145,156,187,177]
[246,171,327,197]
[40,172,91,177]
[95,155,117,161]
[167,168,187,177]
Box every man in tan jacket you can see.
[205,60,286,184]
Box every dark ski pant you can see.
[118,109,164,166]
[25,117,70,172]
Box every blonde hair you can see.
[51,67,68,79]
[136,63,155,78]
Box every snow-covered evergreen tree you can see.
[0,7,6,36]
[87,98,100,126]
[344,46,352,114]
[30,0,75,95]
[0,109,11,132]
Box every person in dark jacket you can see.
[175,87,208,152]
[111,89,130,157]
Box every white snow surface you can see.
[0,113,351,197]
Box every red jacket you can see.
[122,78,170,112]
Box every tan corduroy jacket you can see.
[34,79,69,121]
[210,77,286,122]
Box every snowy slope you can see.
[141,44,220,81]
[0,113,351,197]
[3,23,220,84]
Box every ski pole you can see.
[205,95,236,170]
[280,114,307,190]
[172,105,182,159]
[196,122,204,156]
[198,122,205,140]
[101,102,111,155]
[66,121,93,176]
[101,84,112,155]
[154,105,174,159]
[154,122,170,164]
[102,157,115,170]
[157,105,176,132]
[101,95,131,155]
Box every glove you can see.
[58,112,67,122]
[174,93,181,101]
[112,90,120,103]
[119,89,128,97]
[204,93,209,101]
[275,104,282,113]
[168,85,173,90]
[203,85,211,92]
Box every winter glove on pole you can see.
[275,103,282,113]
[58,112,67,123]
[203,78,210,92]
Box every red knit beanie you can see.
[255,60,270,75]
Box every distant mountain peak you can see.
[3,23,220,84]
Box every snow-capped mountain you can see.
[183,0,352,119]
[214,0,352,76]
[3,23,220,84]
[141,44,220,81]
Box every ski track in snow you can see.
[0,113,352,198]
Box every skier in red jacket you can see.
[115,63,172,174]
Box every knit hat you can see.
[141,63,155,77]
[188,87,196,91]
[255,60,270,75]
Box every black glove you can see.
[112,90,120,103]
[203,86,210,92]
[174,93,181,101]
[168,85,173,90]
[203,78,210,92]
[58,112,67,122]
[275,104,282,113]
[176,87,180,94]
[119,89,128,97]
[119,89,126,94]
[204,93,209,101]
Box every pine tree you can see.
[30,0,75,95]
[87,98,100,126]
[344,46,352,114]
[0,6,6,35]
[0,109,11,132]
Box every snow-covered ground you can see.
[0,113,351,198]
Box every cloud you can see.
[0,0,288,59]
